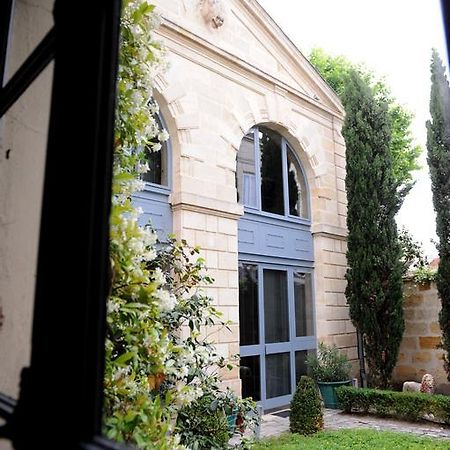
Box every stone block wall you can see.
[392,281,447,386]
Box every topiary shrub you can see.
[290,376,324,435]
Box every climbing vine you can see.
[103,2,257,448]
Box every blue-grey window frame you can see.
[239,126,311,223]
[239,262,317,411]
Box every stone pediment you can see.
[153,0,343,116]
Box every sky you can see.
[257,0,449,258]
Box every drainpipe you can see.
[357,329,367,388]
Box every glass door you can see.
[239,263,316,411]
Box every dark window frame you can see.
[0,1,132,448]
[237,126,311,221]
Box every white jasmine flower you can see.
[155,289,176,312]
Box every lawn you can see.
[252,429,450,449]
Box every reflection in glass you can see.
[287,148,308,218]
[143,116,168,186]
[295,350,312,385]
[239,264,259,346]
[266,353,291,398]
[240,355,261,401]
[295,272,314,337]
[236,131,257,207]
[260,127,284,215]
[264,269,289,343]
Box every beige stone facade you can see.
[152,0,356,395]
[0,0,355,409]
[392,281,447,387]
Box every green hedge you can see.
[336,387,450,424]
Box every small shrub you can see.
[412,266,437,285]
[290,376,323,435]
[336,386,450,423]
[176,394,230,450]
[306,342,352,382]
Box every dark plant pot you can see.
[226,408,238,435]
[317,380,352,409]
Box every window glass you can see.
[259,127,284,215]
[287,147,308,218]
[240,355,261,401]
[264,269,289,343]
[142,115,168,186]
[266,353,291,399]
[239,263,259,346]
[294,272,314,337]
[295,350,313,385]
[237,131,257,207]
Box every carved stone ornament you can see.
[200,0,225,28]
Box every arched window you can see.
[133,112,172,242]
[236,126,309,219]
[237,125,314,411]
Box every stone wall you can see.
[152,0,357,391]
[392,281,447,386]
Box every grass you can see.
[252,429,450,449]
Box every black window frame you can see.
[0,1,132,448]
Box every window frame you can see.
[0,1,131,449]
[142,112,172,193]
[237,126,311,223]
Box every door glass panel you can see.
[264,269,289,343]
[237,131,257,207]
[295,350,313,385]
[239,263,259,346]
[287,148,308,218]
[259,127,284,215]
[240,355,261,401]
[266,353,291,398]
[5,0,55,84]
[295,272,314,337]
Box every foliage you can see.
[252,429,450,450]
[289,376,323,435]
[103,2,257,448]
[398,227,428,276]
[343,70,405,389]
[309,48,421,192]
[412,266,437,285]
[336,386,450,424]
[426,49,450,380]
[305,343,351,382]
[176,394,230,450]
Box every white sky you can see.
[257,0,449,258]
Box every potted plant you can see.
[306,342,352,409]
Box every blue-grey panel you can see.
[132,189,172,243]
[238,211,313,263]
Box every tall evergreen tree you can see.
[426,49,450,379]
[343,70,404,388]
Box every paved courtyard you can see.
[259,408,450,440]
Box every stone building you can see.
[145,0,356,410]
[0,0,356,414]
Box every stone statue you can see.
[402,373,435,394]
[200,0,225,28]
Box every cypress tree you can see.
[343,70,404,388]
[426,50,450,378]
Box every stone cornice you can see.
[311,223,348,241]
[171,192,244,219]
[157,18,344,122]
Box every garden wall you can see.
[392,281,447,387]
